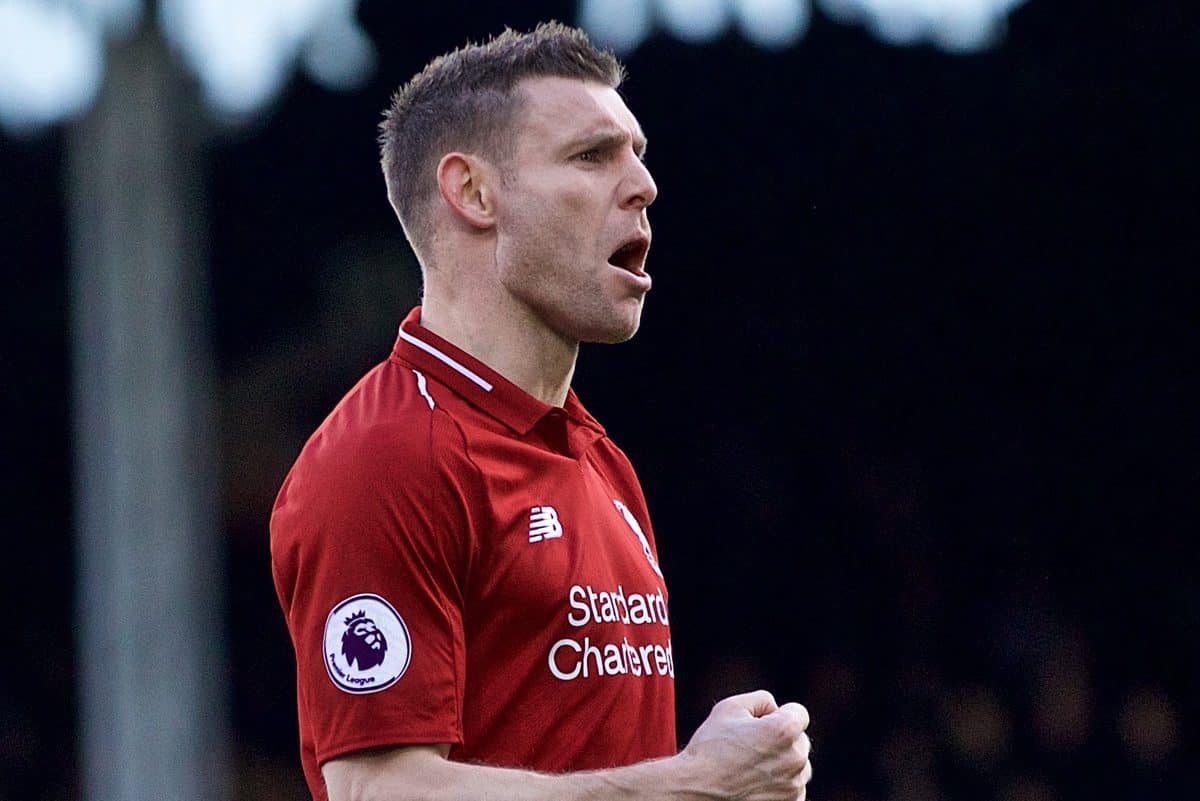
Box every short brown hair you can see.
[378,21,625,256]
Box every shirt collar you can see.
[392,306,606,439]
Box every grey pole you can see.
[67,22,228,801]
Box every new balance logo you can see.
[528,506,563,543]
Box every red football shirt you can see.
[271,307,677,800]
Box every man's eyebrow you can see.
[633,132,649,159]
[569,129,650,159]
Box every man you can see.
[270,21,812,801]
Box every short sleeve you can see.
[270,408,477,766]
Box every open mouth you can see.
[608,236,650,273]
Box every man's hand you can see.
[675,690,813,801]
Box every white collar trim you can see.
[398,327,494,392]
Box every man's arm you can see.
[323,690,813,801]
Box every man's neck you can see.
[419,298,579,407]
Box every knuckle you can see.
[762,715,796,745]
[712,694,742,715]
[777,703,810,732]
[782,702,810,731]
[745,689,777,710]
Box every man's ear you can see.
[436,152,496,230]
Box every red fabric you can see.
[271,307,676,800]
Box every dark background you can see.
[4,1,1196,799]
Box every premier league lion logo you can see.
[324,593,410,693]
[341,609,388,671]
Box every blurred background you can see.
[3,0,1196,799]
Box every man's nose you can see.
[621,155,658,211]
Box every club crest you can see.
[613,499,663,578]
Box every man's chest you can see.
[449,431,676,758]
[468,442,665,610]
[458,438,669,664]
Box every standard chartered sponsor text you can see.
[566,583,669,627]
[549,584,673,681]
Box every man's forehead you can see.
[516,76,646,145]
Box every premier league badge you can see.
[323,593,411,694]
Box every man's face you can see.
[491,76,658,345]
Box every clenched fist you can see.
[676,690,812,801]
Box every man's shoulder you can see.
[269,355,480,601]
[288,356,473,486]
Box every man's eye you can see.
[576,149,601,162]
